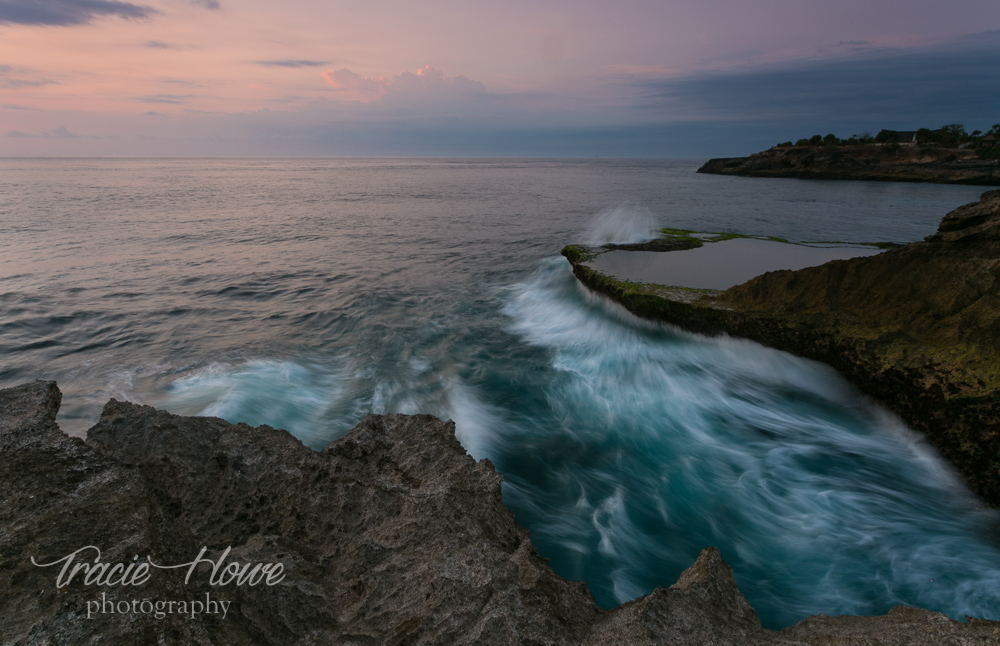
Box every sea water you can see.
[1,157,997,628]
[585,238,883,290]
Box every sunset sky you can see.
[2,0,998,156]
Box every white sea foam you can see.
[496,257,1000,625]
[581,204,659,244]
[162,358,353,447]
[146,255,1000,629]
[159,354,501,459]
[443,378,503,460]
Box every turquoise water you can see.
[1,157,997,628]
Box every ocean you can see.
[2,157,998,628]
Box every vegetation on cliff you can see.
[699,124,1000,184]
[774,123,1000,159]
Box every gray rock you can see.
[2,381,998,645]
[584,547,782,646]
[780,606,1000,645]
[0,381,225,644]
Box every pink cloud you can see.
[322,65,485,104]
[321,68,388,101]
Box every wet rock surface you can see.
[698,146,1000,185]
[562,190,1000,508]
[3,381,999,644]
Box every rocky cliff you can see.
[2,381,999,644]
[698,145,1000,185]
[563,190,1000,508]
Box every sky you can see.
[1,0,998,156]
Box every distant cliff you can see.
[563,190,1000,508]
[4,381,999,644]
[698,145,1000,185]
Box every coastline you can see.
[4,159,1000,643]
[562,190,1000,507]
[698,145,1000,185]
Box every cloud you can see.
[322,68,389,101]
[136,94,193,104]
[0,66,57,88]
[3,77,57,88]
[6,126,81,138]
[632,31,1000,129]
[191,0,220,9]
[0,0,157,26]
[251,115,779,157]
[144,40,173,49]
[322,65,486,104]
[256,60,328,68]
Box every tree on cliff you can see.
[876,129,900,144]
[915,124,972,148]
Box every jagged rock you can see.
[2,382,998,644]
[0,381,225,644]
[584,547,781,646]
[85,399,599,645]
[2,382,598,645]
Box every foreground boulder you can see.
[563,190,1000,507]
[2,381,998,644]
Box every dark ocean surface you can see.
[2,157,998,628]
